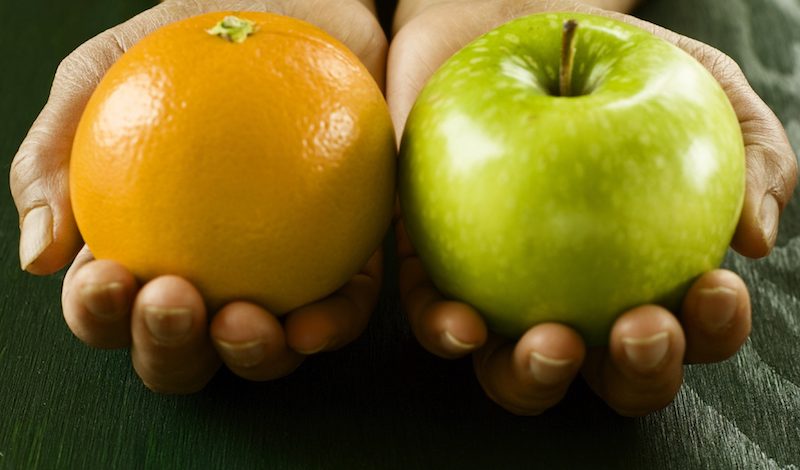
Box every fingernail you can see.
[759,194,779,248]
[529,351,574,386]
[80,282,126,319]
[144,306,193,343]
[441,330,477,352]
[294,340,330,355]
[19,205,53,271]
[215,339,266,368]
[622,331,670,373]
[696,286,738,333]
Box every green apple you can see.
[399,12,746,345]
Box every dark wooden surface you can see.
[1,0,798,468]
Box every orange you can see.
[70,12,396,313]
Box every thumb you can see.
[600,10,798,257]
[9,1,214,274]
[10,41,109,274]
[663,37,797,258]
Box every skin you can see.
[389,0,797,416]
[11,0,387,394]
[10,0,797,415]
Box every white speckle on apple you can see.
[469,57,485,65]
[683,138,720,190]
[438,113,503,173]
[669,61,714,104]
[590,24,633,42]
[544,65,556,80]
[500,57,542,91]
[504,33,520,44]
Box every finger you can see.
[9,0,212,274]
[61,245,138,349]
[596,10,798,257]
[397,220,487,358]
[387,7,496,137]
[680,270,751,364]
[210,302,304,381]
[582,305,686,417]
[473,324,585,416]
[131,275,221,394]
[679,40,797,257]
[284,250,383,354]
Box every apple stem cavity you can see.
[560,19,579,97]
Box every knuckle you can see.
[501,401,547,416]
[9,142,53,215]
[607,381,682,416]
[489,386,563,416]
[682,38,743,83]
[773,145,799,197]
[53,53,79,84]
[9,147,34,201]
[53,48,98,90]
[137,363,210,394]
[475,356,567,416]
[708,50,742,82]
[355,18,388,59]
[749,140,798,205]
[612,397,672,417]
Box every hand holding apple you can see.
[389,0,797,416]
[401,12,746,345]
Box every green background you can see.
[1,0,798,468]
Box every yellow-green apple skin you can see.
[399,13,746,345]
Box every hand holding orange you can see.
[70,12,396,313]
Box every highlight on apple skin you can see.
[399,12,746,346]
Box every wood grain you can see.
[0,0,798,468]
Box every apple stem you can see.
[560,19,579,97]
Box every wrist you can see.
[394,0,454,34]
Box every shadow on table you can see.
[177,292,638,469]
